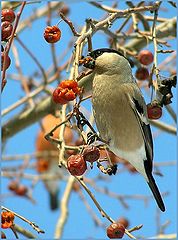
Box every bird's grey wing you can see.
[78,70,95,95]
[126,86,165,212]
[126,88,153,169]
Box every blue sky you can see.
[1,1,177,239]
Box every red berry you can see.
[135,67,149,80]
[1,52,11,71]
[1,9,16,23]
[138,50,154,65]
[107,223,125,239]
[14,185,28,196]
[82,146,100,163]
[117,218,129,228]
[1,21,13,41]
[67,154,87,176]
[8,181,19,191]
[147,102,162,120]
[44,25,61,43]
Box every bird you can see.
[81,48,165,212]
[36,114,74,210]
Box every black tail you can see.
[147,174,165,212]
[49,191,59,210]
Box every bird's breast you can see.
[92,75,144,152]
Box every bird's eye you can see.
[96,51,102,57]
[89,50,103,59]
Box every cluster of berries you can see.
[1,9,16,71]
[134,50,163,119]
[135,50,154,81]
[1,211,15,229]
[8,180,28,196]
[67,146,100,176]
[52,80,81,105]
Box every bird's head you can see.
[81,48,133,75]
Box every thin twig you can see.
[15,36,48,84]
[128,224,143,233]
[2,71,59,117]
[12,43,35,108]
[78,189,105,227]
[47,2,59,76]
[59,12,81,37]
[75,3,160,47]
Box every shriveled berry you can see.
[44,25,61,43]
[135,67,149,81]
[8,181,19,191]
[138,50,154,65]
[1,9,16,23]
[67,154,87,176]
[117,217,129,228]
[14,185,28,196]
[107,222,125,239]
[1,52,11,71]
[1,21,13,41]
[82,146,100,163]
[147,102,162,119]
